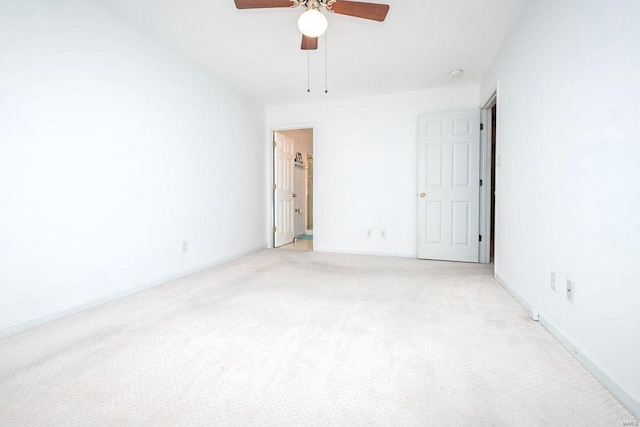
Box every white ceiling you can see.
[95,0,528,106]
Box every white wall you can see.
[0,0,265,333]
[268,85,479,256]
[482,0,640,414]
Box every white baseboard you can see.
[315,247,417,259]
[495,273,640,418]
[495,273,539,320]
[539,315,640,418]
[0,245,266,339]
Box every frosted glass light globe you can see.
[298,9,328,38]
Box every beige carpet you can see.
[0,250,633,425]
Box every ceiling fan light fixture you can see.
[298,9,328,38]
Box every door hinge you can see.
[479,235,482,242]
[480,179,483,186]
[273,141,276,148]
[273,184,277,190]
[273,226,277,233]
[480,123,484,131]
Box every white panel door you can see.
[274,131,295,247]
[418,110,480,262]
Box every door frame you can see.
[266,123,317,249]
[479,83,499,263]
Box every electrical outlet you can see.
[181,240,188,253]
[550,272,556,291]
[366,230,372,238]
[380,230,386,238]
[566,279,574,302]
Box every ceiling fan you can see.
[234,0,390,50]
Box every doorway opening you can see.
[489,104,497,261]
[272,128,314,251]
[479,90,498,263]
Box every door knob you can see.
[418,192,426,198]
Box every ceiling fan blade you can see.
[301,35,318,50]
[330,1,389,22]
[234,0,293,9]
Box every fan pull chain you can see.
[324,30,328,94]
[307,51,311,93]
